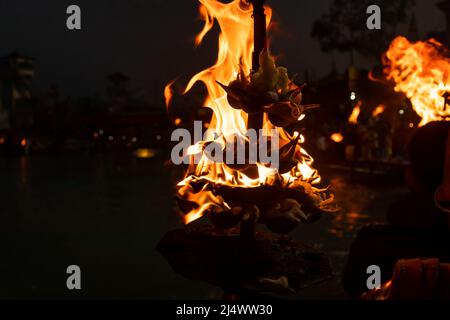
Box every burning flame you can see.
[348,101,362,124]
[384,36,450,126]
[167,0,329,224]
[372,104,385,118]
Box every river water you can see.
[0,152,406,299]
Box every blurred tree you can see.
[311,0,415,64]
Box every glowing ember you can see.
[384,36,450,126]
[348,101,362,124]
[166,0,334,226]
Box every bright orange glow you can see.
[372,104,385,118]
[348,101,362,124]
[20,138,27,147]
[384,36,450,126]
[134,148,155,159]
[168,0,329,224]
[174,118,182,126]
[330,133,344,143]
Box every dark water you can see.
[0,153,407,299]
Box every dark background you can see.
[0,0,444,99]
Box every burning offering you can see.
[165,0,334,235]
[159,0,335,294]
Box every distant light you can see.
[93,132,99,139]
[108,136,114,141]
[20,138,27,147]
[121,135,126,141]
[99,130,104,135]
[399,109,405,115]
[174,118,182,126]
[350,92,356,101]
[134,148,155,159]
[372,104,386,118]
[0,137,5,144]
[298,114,306,121]
[409,122,414,128]
[156,135,162,141]
[131,137,137,143]
[330,132,344,143]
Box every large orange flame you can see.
[167,0,328,224]
[384,36,450,126]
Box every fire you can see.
[384,36,450,126]
[348,101,362,124]
[372,104,385,118]
[167,0,332,225]
[164,79,176,111]
[330,133,344,143]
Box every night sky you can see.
[0,0,445,102]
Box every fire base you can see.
[157,225,332,295]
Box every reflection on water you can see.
[0,153,408,299]
[0,152,219,299]
[19,155,28,186]
[328,177,377,238]
[328,211,370,238]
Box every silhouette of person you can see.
[342,121,450,298]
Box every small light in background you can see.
[174,118,182,126]
[330,132,344,143]
[372,104,386,118]
[131,137,137,143]
[20,138,27,147]
[409,122,414,128]
[99,129,104,135]
[350,91,356,101]
[108,136,114,141]
[0,137,5,144]
[93,132,99,139]
[156,135,162,141]
[134,148,156,159]
[121,135,126,141]
[399,109,405,115]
